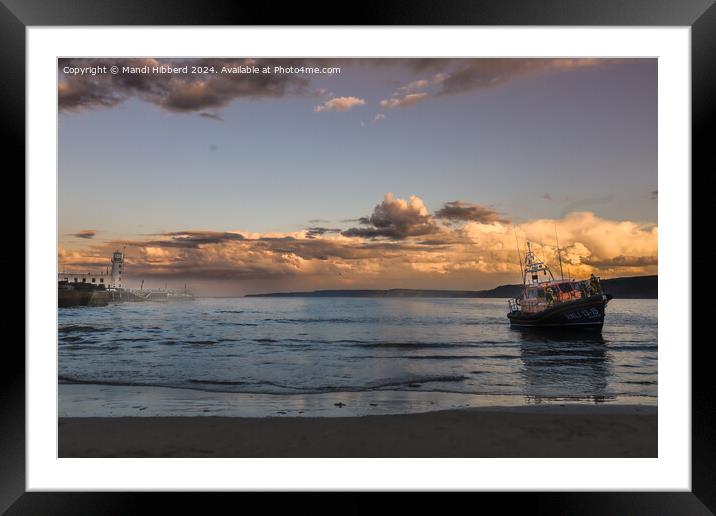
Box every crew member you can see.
[545,287,555,305]
[587,274,600,295]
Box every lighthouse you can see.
[110,249,124,289]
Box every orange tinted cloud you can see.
[314,96,366,113]
[58,195,657,294]
[379,92,429,109]
[378,58,631,110]
[67,229,97,239]
[342,193,438,240]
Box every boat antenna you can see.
[513,226,526,291]
[554,224,564,280]
[512,225,530,297]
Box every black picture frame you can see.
[5,0,707,512]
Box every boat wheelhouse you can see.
[507,241,612,330]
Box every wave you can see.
[59,373,469,395]
[239,337,516,350]
[189,379,251,386]
[255,317,507,327]
[60,344,119,352]
[344,354,513,361]
[186,340,220,346]
[263,317,357,324]
[368,375,468,389]
[58,325,107,334]
[59,375,150,387]
[352,341,506,349]
[59,335,84,342]
[59,374,657,399]
[607,345,658,352]
[155,338,237,346]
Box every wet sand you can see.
[58,405,657,458]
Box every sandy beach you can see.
[59,405,657,458]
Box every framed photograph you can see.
[8,0,707,511]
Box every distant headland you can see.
[245,275,657,299]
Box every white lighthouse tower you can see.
[110,249,124,289]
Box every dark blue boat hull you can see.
[507,294,611,330]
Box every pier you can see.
[59,249,194,307]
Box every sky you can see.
[58,58,657,295]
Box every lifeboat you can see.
[507,242,612,330]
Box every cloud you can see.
[379,92,429,109]
[305,227,342,238]
[57,78,124,111]
[559,194,614,218]
[399,79,430,93]
[59,197,657,294]
[59,58,637,117]
[342,193,439,240]
[542,193,553,201]
[58,58,310,113]
[199,112,224,121]
[435,201,509,224]
[437,58,616,97]
[372,113,386,123]
[379,72,447,109]
[377,59,631,110]
[143,230,246,248]
[68,230,97,239]
[394,74,443,94]
[314,96,366,113]
[583,255,659,268]
[511,211,658,277]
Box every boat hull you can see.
[507,294,611,330]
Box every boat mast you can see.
[554,225,564,280]
[513,226,525,286]
[524,241,554,284]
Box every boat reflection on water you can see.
[514,328,612,404]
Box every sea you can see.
[58,297,657,417]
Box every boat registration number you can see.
[565,307,601,320]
